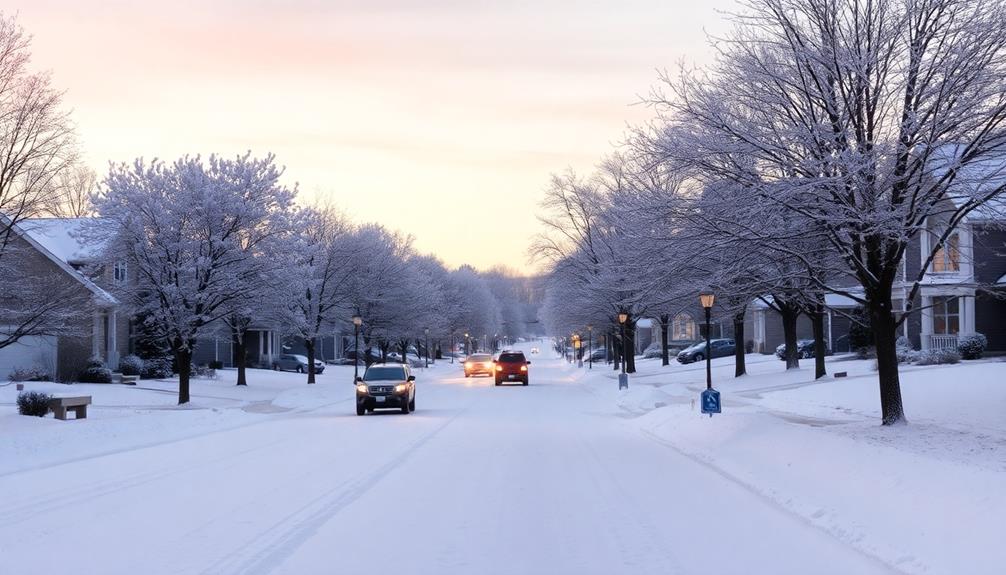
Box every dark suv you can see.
[355,364,416,415]
[495,351,530,386]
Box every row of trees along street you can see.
[535,0,1006,425]
[0,13,542,405]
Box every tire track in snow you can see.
[638,427,905,575]
[197,405,472,575]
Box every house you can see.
[0,217,128,381]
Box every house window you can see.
[113,261,128,285]
[932,296,960,335]
[932,233,960,273]
[672,313,696,340]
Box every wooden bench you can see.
[48,396,92,420]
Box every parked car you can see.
[495,351,530,386]
[355,363,416,415]
[676,339,736,364]
[464,353,495,377]
[344,348,384,364]
[530,347,540,354]
[272,354,325,374]
[586,348,607,362]
[775,339,831,360]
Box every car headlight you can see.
[395,383,407,393]
[496,365,503,372]
[356,383,368,393]
[520,365,527,372]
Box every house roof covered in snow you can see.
[998,273,1006,285]
[927,145,1006,221]
[3,215,118,306]
[16,218,113,265]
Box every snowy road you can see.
[1,347,895,575]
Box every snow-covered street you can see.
[11,343,994,574]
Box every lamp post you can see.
[464,332,469,355]
[618,312,629,389]
[587,325,593,369]
[424,327,430,368]
[450,330,455,364]
[352,314,363,380]
[699,291,715,390]
[573,333,582,367]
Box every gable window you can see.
[113,261,128,285]
[932,233,960,273]
[672,313,696,340]
[932,296,959,335]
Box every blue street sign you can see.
[701,388,721,416]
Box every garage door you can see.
[0,335,57,381]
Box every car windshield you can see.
[468,354,492,361]
[292,355,308,362]
[364,366,407,381]
[498,353,526,363]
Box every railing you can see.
[928,334,959,351]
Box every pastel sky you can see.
[17,0,733,271]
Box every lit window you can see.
[932,296,959,335]
[932,234,960,273]
[672,313,696,340]
[113,261,128,285]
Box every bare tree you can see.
[0,13,76,257]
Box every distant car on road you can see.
[775,340,831,360]
[273,354,325,374]
[495,351,530,386]
[530,347,540,354]
[464,353,495,377]
[676,339,735,364]
[355,363,416,415]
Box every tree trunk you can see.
[233,331,247,386]
[869,295,907,425]
[380,342,389,362]
[612,332,621,371]
[660,314,670,367]
[780,304,801,370]
[176,347,191,405]
[810,305,827,380]
[733,311,746,377]
[306,338,316,384]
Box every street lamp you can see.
[699,291,715,390]
[618,312,629,389]
[450,329,455,364]
[587,324,593,369]
[424,327,430,368]
[464,332,469,355]
[352,314,363,380]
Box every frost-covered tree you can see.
[95,153,297,404]
[648,0,1006,424]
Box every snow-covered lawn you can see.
[1,348,1003,574]
[597,352,1006,575]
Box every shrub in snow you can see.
[141,356,173,379]
[191,364,217,380]
[848,307,874,353]
[119,354,144,376]
[17,391,52,417]
[78,358,112,383]
[209,360,224,370]
[914,348,961,366]
[957,333,988,360]
[7,366,51,382]
[895,336,917,364]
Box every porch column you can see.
[920,296,933,350]
[108,311,118,369]
[92,310,101,359]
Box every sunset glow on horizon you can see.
[18,0,732,272]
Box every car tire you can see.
[273,364,279,371]
[409,396,416,412]
[356,404,365,416]
[465,373,470,378]
[522,379,528,386]
[494,378,501,386]
[694,353,703,362]
[296,365,303,373]
[400,400,410,414]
